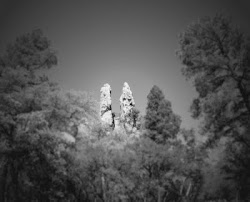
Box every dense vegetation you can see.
[177,14,250,201]
[0,14,249,201]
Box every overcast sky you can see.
[1,0,250,128]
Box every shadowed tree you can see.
[0,29,57,70]
[0,29,59,201]
[177,14,250,200]
[144,85,181,144]
[0,29,99,201]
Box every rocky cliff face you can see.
[100,83,114,126]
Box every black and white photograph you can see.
[0,0,250,201]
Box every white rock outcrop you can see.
[100,83,113,126]
[119,82,135,121]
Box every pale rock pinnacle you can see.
[100,83,113,126]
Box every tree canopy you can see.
[2,15,249,201]
[177,14,250,201]
[144,85,181,144]
[0,29,99,201]
[177,14,250,139]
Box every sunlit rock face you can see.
[114,116,120,130]
[100,83,113,126]
[119,82,135,129]
[100,82,137,132]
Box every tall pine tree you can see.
[144,85,181,144]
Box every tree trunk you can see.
[101,174,106,202]
[11,161,20,202]
[186,181,192,197]
[157,187,161,202]
[0,158,8,202]
[157,186,165,202]
[238,81,250,115]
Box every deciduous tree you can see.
[177,14,250,200]
[0,30,99,201]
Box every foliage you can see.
[144,85,181,144]
[177,13,250,139]
[128,107,141,129]
[0,30,99,201]
[1,29,57,70]
[0,29,207,202]
[71,126,203,202]
[177,13,250,201]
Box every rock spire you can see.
[119,82,135,121]
[100,83,113,126]
[100,82,137,132]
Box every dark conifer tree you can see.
[144,85,181,144]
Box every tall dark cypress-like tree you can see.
[144,85,181,144]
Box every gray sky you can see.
[1,0,250,128]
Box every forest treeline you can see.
[0,14,249,201]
